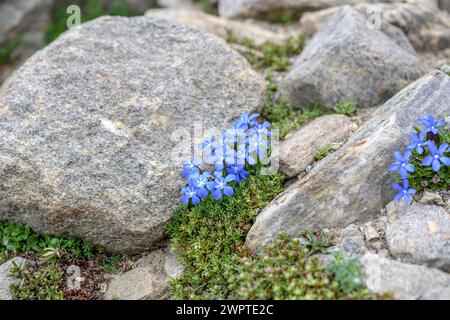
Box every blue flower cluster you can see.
[181,113,272,206]
[388,115,448,205]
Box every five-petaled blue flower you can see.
[181,184,201,206]
[422,142,450,172]
[249,134,270,159]
[183,158,201,178]
[392,180,416,205]
[188,172,211,199]
[249,121,272,138]
[388,151,415,179]
[407,131,429,155]
[207,173,235,200]
[237,143,256,166]
[234,113,259,131]
[417,115,445,135]
[226,163,249,182]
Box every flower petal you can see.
[432,159,441,172]
[223,186,234,197]
[422,156,433,166]
[440,156,450,166]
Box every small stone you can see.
[362,222,380,242]
[278,114,353,178]
[104,245,184,300]
[361,253,450,300]
[419,191,444,205]
[386,201,450,272]
[0,257,27,300]
[336,224,367,256]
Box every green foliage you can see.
[0,221,100,261]
[167,172,285,299]
[326,250,368,296]
[261,78,329,139]
[334,99,357,116]
[408,128,450,191]
[229,35,306,71]
[192,0,218,15]
[300,230,330,256]
[101,255,125,274]
[10,263,65,300]
[315,144,332,161]
[46,0,142,43]
[266,10,297,24]
[0,38,22,65]
[228,234,370,300]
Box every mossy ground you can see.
[228,34,306,72]
[167,170,372,300]
[0,221,135,300]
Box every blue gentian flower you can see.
[200,136,215,150]
[188,172,211,199]
[407,131,429,155]
[206,173,236,200]
[422,142,450,172]
[248,121,272,138]
[183,158,201,178]
[417,115,445,134]
[181,184,201,206]
[226,162,249,182]
[233,113,259,131]
[388,151,414,179]
[392,180,416,205]
[225,126,247,144]
[249,134,270,159]
[236,143,255,166]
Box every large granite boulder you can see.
[0,16,266,253]
[280,6,424,110]
[246,70,450,251]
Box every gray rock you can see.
[146,8,291,46]
[280,6,425,110]
[0,0,54,83]
[299,3,450,52]
[439,0,450,11]
[246,70,450,251]
[0,16,266,253]
[104,245,184,300]
[0,0,52,47]
[0,257,27,300]
[278,114,353,178]
[338,224,367,256]
[361,253,450,300]
[218,0,392,19]
[419,191,444,205]
[385,201,450,272]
